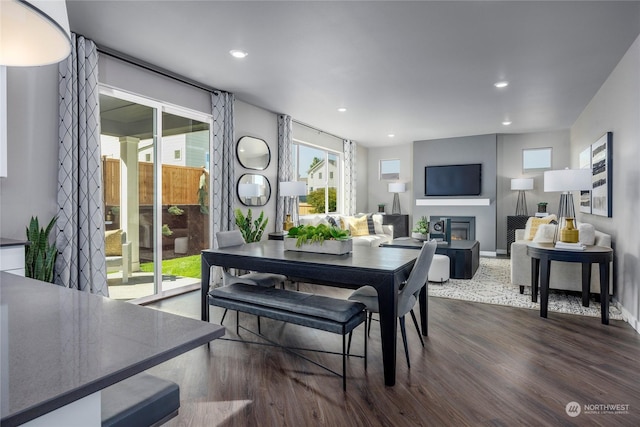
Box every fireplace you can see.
[429,216,476,241]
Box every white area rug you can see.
[428,257,624,320]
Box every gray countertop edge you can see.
[4,327,224,427]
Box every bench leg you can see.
[342,333,347,391]
[236,311,240,335]
[220,309,228,325]
[364,315,368,371]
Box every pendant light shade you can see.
[1,0,71,66]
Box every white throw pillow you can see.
[533,224,556,243]
[372,214,384,234]
[578,223,596,245]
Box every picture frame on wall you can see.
[579,145,591,214]
[590,132,613,217]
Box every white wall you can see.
[571,34,640,332]
[0,65,60,239]
[366,143,413,219]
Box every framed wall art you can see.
[579,145,591,214]
[590,132,612,217]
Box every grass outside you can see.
[140,255,201,278]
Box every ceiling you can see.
[66,1,640,147]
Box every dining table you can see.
[201,240,420,387]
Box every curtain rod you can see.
[96,43,221,95]
[292,119,346,142]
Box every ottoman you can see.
[428,254,450,283]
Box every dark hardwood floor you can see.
[146,285,640,426]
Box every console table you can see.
[382,214,409,238]
[527,242,613,324]
[381,238,480,279]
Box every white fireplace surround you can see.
[416,198,491,206]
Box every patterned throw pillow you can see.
[349,216,370,236]
[325,215,339,228]
[366,214,376,234]
[525,215,557,240]
[105,229,123,256]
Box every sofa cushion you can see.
[525,215,557,240]
[372,214,384,234]
[533,224,556,243]
[578,223,596,245]
[105,229,123,256]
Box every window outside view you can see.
[293,143,340,215]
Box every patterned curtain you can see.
[343,139,357,215]
[211,91,235,244]
[277,115,296,230]
[56,33,108,296]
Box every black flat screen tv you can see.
[425,164,482,196]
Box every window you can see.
[145,154,151,162]
[293,141,341,215]
[174,149,182,160]
[523,148,552,171]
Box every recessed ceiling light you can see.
[337,107,347,112]
[229,50,248,59]
[494,81,509,88]
[502,121,512,126]
[388,134,395,138]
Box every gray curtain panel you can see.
[277,115,297,230]
[211,91,235,242]
[56,33,108,296]
[343,139,357,215]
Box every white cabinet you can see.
[0,240,27,276]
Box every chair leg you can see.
[257,316,262,335]
[236,310,239,335]
[347,331,353,355]
[367,311,373,336]
[399,316,411,369]
[364,314,368,371]
[409,309,425,347]
[342,333,347,391]
[220,308,228,325]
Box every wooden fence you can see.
[103,158,206,206]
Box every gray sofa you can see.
[510,228,613,294]
[298,214,393,247]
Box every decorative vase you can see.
[283,214,294,231]
[284,238,353,255]
[560,218,579,243]
[411,232,428,241]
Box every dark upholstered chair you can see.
[348,240,437,368]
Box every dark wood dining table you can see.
[201,240,420,387]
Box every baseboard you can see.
[616,301,640,334]
[480,251,497,257]
[496,249,507,255]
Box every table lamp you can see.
[388,182,406,215]
[279,181,306,231]
[544,169,591,243]
[510,178,534,216]
[238,183,261,204]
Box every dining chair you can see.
[213,230,288,328]
[347,240,437,368]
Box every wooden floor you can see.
[146,285,640,426]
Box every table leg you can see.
[419,284,428,336]
[375,278,399,387]
[581,263,591,307]
[201,256,211,322]
[600,262,610,325]
[540,258,551,318]
[530,257,540,303]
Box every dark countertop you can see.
[0,238,29,248]
[0,272,225,426]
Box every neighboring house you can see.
[306,158,337,193]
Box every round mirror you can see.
[237,136,270,170]
[237,174,271,206]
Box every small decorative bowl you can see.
[411,232,428,241]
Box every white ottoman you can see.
[428,254,450,283]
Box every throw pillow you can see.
[105,229,123,256]
[325,215,339,228]
[349,216,370,237]
[578,223,596,245]
[533,224,556,243]
[525,215,557,240]
[372,214,384,234]
[366,214,376,234]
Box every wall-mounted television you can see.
[425,164,482,196]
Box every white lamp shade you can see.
[544,169,592,192]
[388,182,406,193]
[279,181,306,197]
[510,178,534,191]
[1,0,71,66]
[238,183,261,197]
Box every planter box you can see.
[284,238,353,255]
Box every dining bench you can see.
[208,283,367,390]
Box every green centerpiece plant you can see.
[287,224,350,247]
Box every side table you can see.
[383,214,409,238]
[527,242,613,324]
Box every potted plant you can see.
[537,202,548,213]
[411,216,429,241]
[377,203,386,213]
[25,216,58,283]
[285,224,352,254]
[235,208,268,243]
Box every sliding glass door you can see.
[100,88,212,302]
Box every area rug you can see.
[428,257,624,320]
